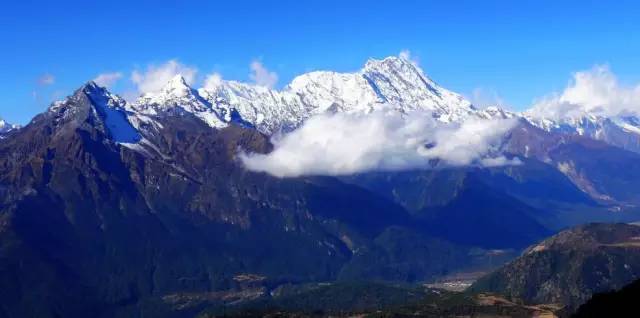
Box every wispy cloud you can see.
[32,73,56,104]
[130,59,197,95]
[93,72,123,88]
[469,87,508,109]
[38,73,55,86]
[202,72,224,91]
[249,60,278,88]
[528,65,640,119]
[240,109,518,177]
[399,49,420,66]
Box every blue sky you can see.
[1,0,640,124]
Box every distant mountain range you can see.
[2,56,640,317]
[128,57,474,135]
[122,56,640,154]
[6,56,640,151]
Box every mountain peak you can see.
[161,75,191,96]
[42,81,140,143]
[359,56,473,119]
[133,74,197,107]
[134,74,200,104]
[78,81,128,108]
[77,81,124,103]
[47,81,116,113]
[130,74,228,129]
[364,55,414,69]
[362,55,430,84]
[81,80,102,91]
[168,74,189,86]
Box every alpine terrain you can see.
[1,56,640,317]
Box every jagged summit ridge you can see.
[198,56,475,133]
[131,75,229,129]
[44,81,140,144]
[361,56,472,113]
[177,56,474,133]
[40,56,480,148]
[127,56,473,134]
[524,111,640,153]
[42,57,489,140]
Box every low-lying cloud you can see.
[240,110,518,177]
[528,65,640,119]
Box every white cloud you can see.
[240,110,518,177]
[249,60,278,88]
[93,72,123,88]
[202,72,224,91]
[130,59,197,95]
[528,65,640,119]
[38,73,55,85]
[469,87,507,109]
[399,49,420,66]
[481,156,522,167]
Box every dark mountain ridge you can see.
[470,223,640,310]
[573,277,640,317]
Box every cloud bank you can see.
[240,110,518,177]
[131,59,197,94]
[528,65,640,119]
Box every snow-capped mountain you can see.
[477,106,519,120]
[123,56,526,137]
[195,56,475,134]
[524,112,640,153]
[46,81,140,144]
[131,75,228,130]
[40,55,640,158]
